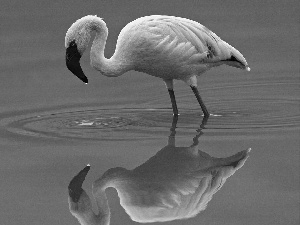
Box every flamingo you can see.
[68,118,251,224]
[65,15,250,117]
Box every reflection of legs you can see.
[191,130,203,148]
[168,115,178,146]
[190,86,209,117]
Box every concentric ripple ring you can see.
[0,98,299,141]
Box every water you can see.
[0,75,298,225]
[1,76,299,142]
[1,1,299,225]
[1,95,299,142]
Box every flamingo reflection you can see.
[68,117,250,224]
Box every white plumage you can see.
[65,15,250,117]
[68,139,251,224]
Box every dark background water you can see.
[0,0,299,224]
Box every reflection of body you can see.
[68,118,251,224]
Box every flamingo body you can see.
[65,15,250,116]
[115,16,248,80]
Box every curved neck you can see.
[89,21,128,77]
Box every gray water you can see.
[0,0,299,224]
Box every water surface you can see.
[0,0,299,225]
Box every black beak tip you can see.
[81,77,88,84]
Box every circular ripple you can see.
[0,107,174,141]
[0,98,299,141]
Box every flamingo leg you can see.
[168,89,179,116]
[190,86,210,117]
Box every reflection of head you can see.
[68,120,251,225]
[100,148,251,223]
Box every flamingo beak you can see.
[226,55,251,71]
[66,41,88,83]
[68,164,90,203]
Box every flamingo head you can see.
[65,16,94,83]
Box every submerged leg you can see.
[164,80,179,116]
[190,86,209,117]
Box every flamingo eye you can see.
[66,40,81,61]
[69,40,77,47]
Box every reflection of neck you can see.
[70,189,110,225]
[92,189,110,225]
